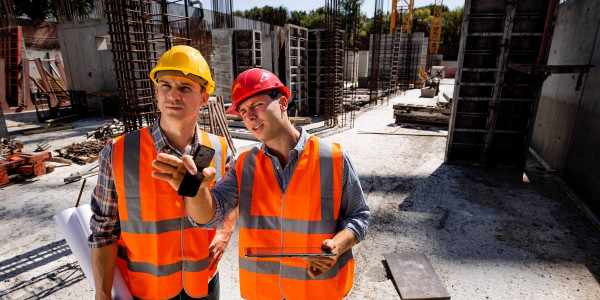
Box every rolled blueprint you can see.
[54,204,132,300]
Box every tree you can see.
[14,0,94,21]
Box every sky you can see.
[232,0,465,17]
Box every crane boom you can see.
[429,0,443,55]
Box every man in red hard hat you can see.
[153,68,370,299]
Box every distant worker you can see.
[152,68,371,299]
[89,45,237,300]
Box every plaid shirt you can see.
[88,120,230,248]
[199,127,370,242]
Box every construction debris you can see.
[57,141,104,164]
[0,151,53,187]
[35,141,51,152]
[393,103,451,126]
[64,161,99,184]
[86,119,125,140]
[0,138,24,160]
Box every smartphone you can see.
[177,144,215,197]
[244,247,336,258]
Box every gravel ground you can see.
[1,83,599,299]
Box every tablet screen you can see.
[244,247,335,258]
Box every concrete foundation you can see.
[531,0,600,214]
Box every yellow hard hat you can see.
[149,45,215,94]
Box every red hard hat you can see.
[226,68,291,115]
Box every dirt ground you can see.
[1,82,599,299]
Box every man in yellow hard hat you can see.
[89,45,237,300]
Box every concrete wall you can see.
[531,0,600,213]
[211,28,235,103]
[57,19,117,93]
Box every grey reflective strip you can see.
[239,249,353,281]
[121,217,196,234]
[118,245,208,277]
[239,215,338,234]
[239,148,259,215]
[318,141,335,220]
[206,133,223,182]
[184,258,210,272]
[123,130,142,221]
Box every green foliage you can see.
[442,7,464,48]
[14,0,94,21]
[233,2,463,51]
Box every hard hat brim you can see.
[225,86,291,115]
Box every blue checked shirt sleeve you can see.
[189,148,240,229]
[88,140,121,248]
[337,150,370,242]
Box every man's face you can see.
[238,92,287,142]
[156,75,208,123]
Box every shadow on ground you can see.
[363,157,600,285]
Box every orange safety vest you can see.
[236,135,354,300]
[113,127,228,299]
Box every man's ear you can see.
[200,91,210,106]
[280,96,289,112]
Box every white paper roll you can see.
[55,205,133,300]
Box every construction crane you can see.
[428,0,443,56]
[390,0,414,34]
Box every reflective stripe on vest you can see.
[113,127,227,300]
[236,135,354,300]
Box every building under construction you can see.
[1,0,600,299]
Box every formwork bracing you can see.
[446,0,556,168]
[0,26,22,111]
[368,0,384,105]
[104,0,193,133]
[233,30,262,77]
[323,0,344,127]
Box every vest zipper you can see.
[181,196,186,294]
[279,192,286,300]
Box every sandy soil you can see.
[1,82,599,299]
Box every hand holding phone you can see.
[177,145,215,197]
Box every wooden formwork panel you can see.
[446,0,552,168]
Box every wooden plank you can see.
[384,253,451,300]
[22,125,75,136]
[55,57,69,90]
[34,58,59,107]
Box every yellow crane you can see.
[390,0,414,34]
[429,0,443,56]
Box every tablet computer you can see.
[244,247,336,258]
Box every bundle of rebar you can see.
[369,0,384,105]
[323,0,344,128]
[0,0,16,28]
[341,0,362,129]
[103,0,196,133]
[212,0,234,29]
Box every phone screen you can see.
[244,247,335,258]
[177,145,215,197]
